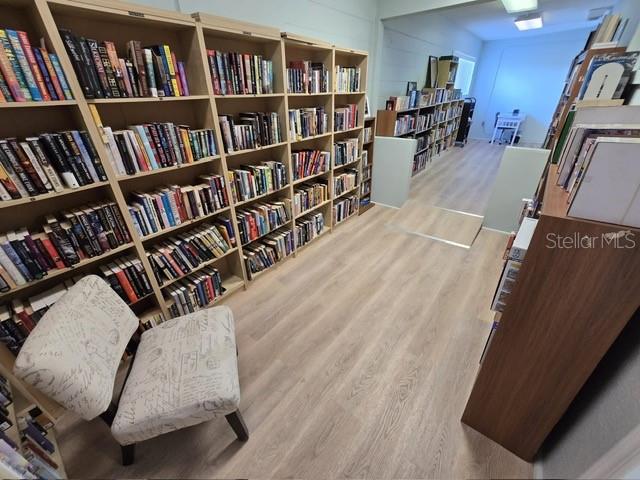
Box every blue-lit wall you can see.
[469,28,591,146]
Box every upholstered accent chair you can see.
[13,275,248,466]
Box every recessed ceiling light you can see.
[501,0,538,14]
[514,13,543,31]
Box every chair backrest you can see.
[14,275,139,420]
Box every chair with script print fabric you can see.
[13,275,248,466]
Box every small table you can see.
[491,114,524,145]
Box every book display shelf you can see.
[376,56,463,177]
[359,115,375,214]
[0,0,370,370]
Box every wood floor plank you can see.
[56,140,532,479]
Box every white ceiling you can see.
[437,0,615,40]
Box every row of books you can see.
[413,149,430,175]
[0,376,16,437]
[104,123,217,177]
[17,407,62,479]
[165,266,226,318]
[361,150,370,169]
[361,181,371,196]
[228,161,287,204]
[60,30,188,99]
[395,114,416,136]
[206,50,273,96]
[243,227,294,280]
[416,113,434,133]
[0,201,131,290]
[0,29,72,102]
[127,176,229,238]
[334,170,358,196]
[286,61,328,94]
[146,221,235,287]
[385,93,417,111]
[334,138,359,167]
[290,181,328,217]
[295,212,324,248]
[237,201,290,245]
[333,194,358,224]
[99,254,153,305]
[334,104,358,131]
[219,112,282,153]
[292,149,329,181]
[0,131,106,202]
[288,107,327,141]
[363,126,373,143]
[0,279,75,354]
[334,66,361,93]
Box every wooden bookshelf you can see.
[359,116,375,214]
[462,163,640,461]
[0,0,370,355]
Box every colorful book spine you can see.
[38,48,64,100]
[0,29,29,101]
[5,29,42,101]
[32,47,57,100]
[48,53,72,100]
[17,31,50,101]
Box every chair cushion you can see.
[14,275,139,420]
[111,306,240,445]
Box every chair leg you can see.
[225,410,249,442]
[121,444,135,466]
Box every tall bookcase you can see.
[0,0,369,367]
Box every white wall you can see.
[128,0,381,99]
[377,12,483,110]
[469,28,591,146]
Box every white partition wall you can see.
[483,147,549,233]
[371,136,417,209]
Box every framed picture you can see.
[425,56,438,88]
[406,81,417,95]
[365,96,370,116]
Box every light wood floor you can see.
[57,140,532,479]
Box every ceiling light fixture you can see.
[501,0,538,14]
[514,13,543,31]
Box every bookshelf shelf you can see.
[0,242,134,301]
[334,126,363,134]
[293,170,330,185]
[294,199,331,219]
[86,95,211,104]
[214,93,285,99]
[116,156,220,182]
[241,221,293,247]
[233,184,290,207]
[333,185,359,200]
[0,99,78,108]
[163,272,244,307]
[140,207,231,242]
[224,140,288,157]
[0,181,110,209]
[159,247,238,289]
[294,227,329,253]
[334,157,361,170]
[290,132,332,144]
[288,92,332,97]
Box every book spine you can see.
[133,41,148,97]
[143,49,158,97]
[177,61,189,96]
[86,38,111,97]
[38,134,79,189]
[69,130,100,182]
[104,41,126,96]
[0,45,19,101]
[0,245,26,285]
[58,29,93,98]
[38,48,64,100]
[0,29,29,100]
[97,43,121,98]
[26,138,64,193]
[17,31,49,101]
[6,30,42,100]
[48,53,73,100]
[32,47,57,100]
[77,36,104,98]
[79,130,107,181]
[18,142,53,192]
[0,140,39,195]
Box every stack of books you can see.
[291,149,329,180]
[0,201,131,290]
[236,201,290,245]
[0,131,106,202]
[333,138,359,167]
[0,29,73,102]
[228,161,287,203]
[333,194,358,224]
[0,279,75,354]
[334,65,360,93]
[334,104,358,131]
[288,107,327,141]
[60,30,189,99]
[206,50,273,95]
[243,227,294,279]
[290,181,328,216]
[219,112,282,153]
[295,212,324,247]
[103,123,217,177]
[165,266,225,317]
[146,221,234,287]
[99,254,153,305]
[127,176,230,238]
[334,170,358,196]
[286,61,328,94]
[17,408,60,478]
